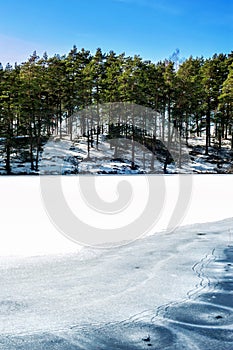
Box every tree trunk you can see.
[179,129,182,168]
[167,96,171,148]
[150,136,155,171]
[218,126,222,149]
[35,119,41,172]
[205,107,211,155]
[185,112,189,146]
[5,140,11,175]
[59,100,62,139]
[196,114,199,137]
[87,129,90,158]
[131,135,135,169]
[225,122,228,139]
[162,110,165,142]
[231,130,233,150]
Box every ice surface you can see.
[0,218,233,349]
[0,173,233,348]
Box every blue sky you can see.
[0,0,232,65]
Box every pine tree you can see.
[219,62,233,148]
[174,56,204,144]
[0,63,20,173]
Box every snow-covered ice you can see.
[0,217,233,349]
[0,175,233,256]
[0,175,233,349]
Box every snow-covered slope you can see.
[1,133,233,175]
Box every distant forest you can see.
[0,46,233,174]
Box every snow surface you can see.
[38,135,233,175]
[39,135,161,175]
[0,175,233,256]
[0,174,233,348]
[1,133,233,175]
[0,218,232,349]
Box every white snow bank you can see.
[0,175,232,257]
[0,218,232,349]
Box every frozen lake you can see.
[0,218,232,349]
[0,175,233,349]
[0,175,233,256]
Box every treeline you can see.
[0,46,233,173]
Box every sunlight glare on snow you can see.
[0,175,232,257]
